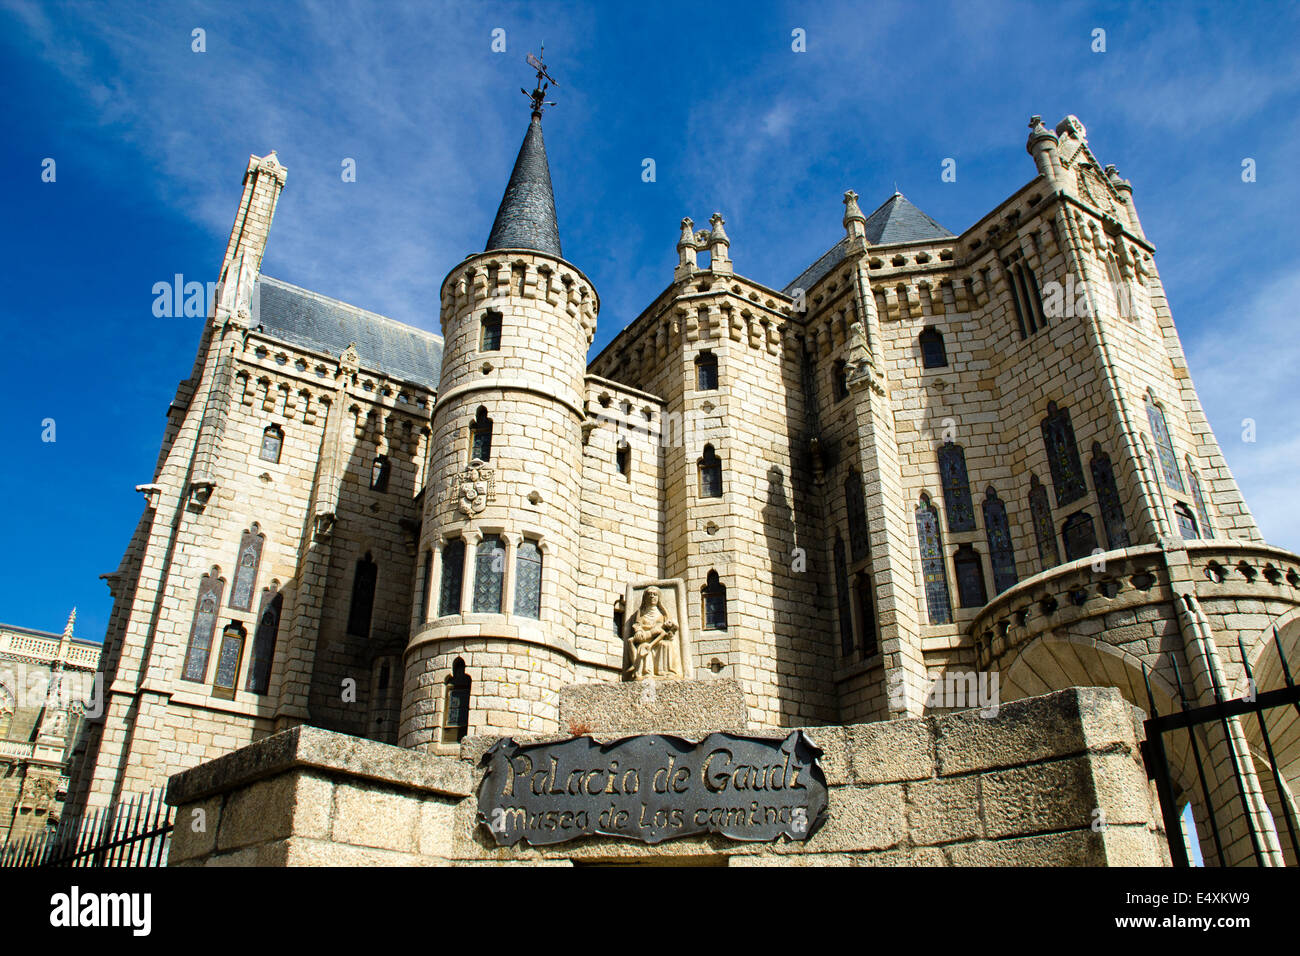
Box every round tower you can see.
[399,96,598,749]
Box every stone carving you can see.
[448,459,496,515]
[622,579,693,681]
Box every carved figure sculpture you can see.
[626,586,680,679]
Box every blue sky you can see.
[1,0,1297,644]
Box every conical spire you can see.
[485,112,562,258]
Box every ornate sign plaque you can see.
[477,731,828,847]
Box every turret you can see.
[400,65,598,748]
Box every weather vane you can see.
[522,47,558,115]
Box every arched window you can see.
[915,495,952,625]
[1041,402,1086,506]
[981,488,1018,594]
[480,310,502,351]
[953,545,987,609]
[832,360,850,400]
[260,424,283,463]
[470,406,493,462]
[347,552,378,637]
[370,454,390,492]
[1029,474,1060,569]
[696,351,718,390]
[211,621,247,700]
[919,326,948,368]
[438,538,465,616]
[513,540,543,619]
[844,470,869,562]
[246,588,282,695]
[616,439,631,478]
[698,445,723,498]
[1173,502,1199,540]
[1061,511,1099,562]
[702,571,727,629]
[472,535,506,613]
[1186,457,1214,539]
[442,658,471,744]
[1090,443,1130,549]
[229,524,264,611]
[938,442,975,532]
[853,572,878,657]
[183,571,225,682]
[1145,394,1184,491]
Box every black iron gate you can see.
[0,788,173,868]
[1142,628,1300,867]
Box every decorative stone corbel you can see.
[313,511,336,539]
[186,479,215,511]
[135,483,162,510]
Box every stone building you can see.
[0,611,101,843]
[65,105,1300,867]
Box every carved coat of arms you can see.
[451,460,496,515]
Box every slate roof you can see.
[254,276,444,390]
[783,193,955,296]
[485,113,563,257]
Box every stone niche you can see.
[165,686,1171,867]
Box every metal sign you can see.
[477,731,828,847]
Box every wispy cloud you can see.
[1185,268,1300,552]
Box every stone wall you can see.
[167,686,1169,867]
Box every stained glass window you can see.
[514,540,543,619]
[183,572,224,682]
[982,488,1018,594]
[939,442,976,532]
[833,538,853,657]
[260,424,283,463]
[1173,502,1199,541]
[854,573,878,656]
[845,470,869,562]
[443,658,471,744]
[229,527,263,611]
[1029,474,1060,569]
[1146,395,1184,491]
[1042,402,1087,506]
[1186,457,1214,539]
[696,351,718,390]
[246,589,281,695]
[953,545,987,608]
[480,310,502,351]
[1090,444,1130,549]
[472,536,506,614]
[919,327,948,368]
[703,571,727,629]
[915,496,952,625]
[470,406,493,462]
[347,553,377,637]
[212,623,246,700]
[699,445,723,498]
[418,550,433,622]
[1061,511,1099,562]
[439,538,465,617]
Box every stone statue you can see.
[626,586,681,679]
